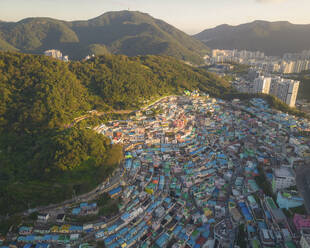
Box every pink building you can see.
[293,214,310,230]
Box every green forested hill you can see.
[69,54,230,109]
[194,20,310,56]
[297,73,310,101]
[0,11,209,64]
[286,71,310,101]
[0,52,230,215]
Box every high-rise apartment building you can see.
[210,49,310,74]
[277,80,299,107]
[269,76,281,96]
[295,60,310,73]
[281,61,295,74]
[269,77,300,107]
[253,76,271,94]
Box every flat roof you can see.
[274,167,294,178]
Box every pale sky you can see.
[1,0,310,34]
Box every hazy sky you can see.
[1,0,310,34]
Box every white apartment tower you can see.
[269,77,281,96]
[253,76,271,94]
[280,61,294,74]
[270,78,300,107]
[294,60,310,73]
[270,78,299,107]
[281,79,299,107]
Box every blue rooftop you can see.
[156,233,170,247]
[108,187,122,197]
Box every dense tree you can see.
[0,11,209,64]
[0,51,231,215]
[223,92,306,118]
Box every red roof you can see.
[196,236,207,245]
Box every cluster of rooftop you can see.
[2,95,310,248]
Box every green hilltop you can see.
[0,11,209,64]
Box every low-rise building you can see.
[37,213,49,222]
[272,166,296,192]
[294,214,310,231]
[277,191,304,209]
[300,230,310,248]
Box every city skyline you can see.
[0,0,310,34]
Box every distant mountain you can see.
[0,11,209,64]
[194,20,310,56]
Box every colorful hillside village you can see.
[1,95,310,248]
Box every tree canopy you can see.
[0,51,231,215]
[0,11,209,64]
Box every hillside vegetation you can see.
[0,52,230,215]
[296,72,310,101]
[194,20,310,56]
[224,92,306,118]
[0,11,209,64]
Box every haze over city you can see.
[1,0,310,34]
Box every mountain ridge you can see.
[194,20,310,56]
[0,11,209,64]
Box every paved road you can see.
[69,95,176,129]
[22,169,123,216]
